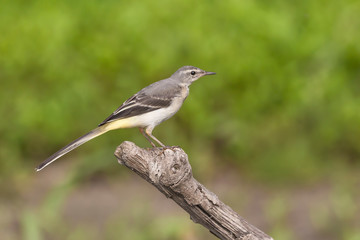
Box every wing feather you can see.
[98,79,182,127]
[98,94,173,126]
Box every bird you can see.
[35,66,216,171]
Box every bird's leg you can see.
[145,126,166,148]
[139,128,156,148]
[144,127,177,156]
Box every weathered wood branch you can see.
[115,141,273,240]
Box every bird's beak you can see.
[204,71,216,75]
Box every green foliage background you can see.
[1,0,359,239]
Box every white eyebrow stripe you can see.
[183,69,198,74]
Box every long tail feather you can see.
[35,126,108,171]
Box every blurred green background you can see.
[1,0,360,239]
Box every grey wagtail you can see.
[36,66,215,171]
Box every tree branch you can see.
[114,141,273,240]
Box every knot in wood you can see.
[150,148,192,187]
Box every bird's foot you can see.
[168,145,180,150]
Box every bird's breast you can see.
[180,85,190,99]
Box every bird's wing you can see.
[98,80,181,126]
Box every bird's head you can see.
[171,66,216,85]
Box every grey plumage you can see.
[99,79,180,126]
[36,66,215,171]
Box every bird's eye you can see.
[191,71,196,75]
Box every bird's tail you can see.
[35,126,109,171]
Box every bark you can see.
[115,141,273,240]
